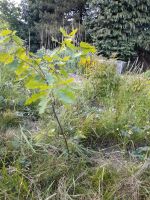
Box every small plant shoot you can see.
[0,28,96,155]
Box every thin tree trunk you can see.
[28,29,31,51]
[52,102,70,156]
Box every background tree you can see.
[21,0,87,51]
[0,0,87,52]
[85,0,150,63]
[0,0,27,40]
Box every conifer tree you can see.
[86,0,150,61]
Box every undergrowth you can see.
[0,58,150,199]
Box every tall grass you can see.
[0,58,150,199]
[0,127,149,199]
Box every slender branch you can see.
[37,63,70,156]
[52,101,70,155]
[15,55,41,75]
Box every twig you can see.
[52,102,70,156]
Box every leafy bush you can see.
[0,61,23,109]
[67,65,150,149]
[84,59,120,103]
[0,62,39,122]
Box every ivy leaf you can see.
[25,91,47,105]
[43,55,53,62]
[60,27,68,37]
[25,79,50,90]
[80,42,96,54]
[0,53,14,64]
[0,29,12,36]
[0,37,11,44]
[65,39,78,50]
[62,56,70,62]
[57,78,74,86]
[39,96,50,114]
[55,88,75,104]
[69,29,78,37]
[15,63,30,75]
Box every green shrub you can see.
[85,60,121,104]
[0,63,39,122]
[72,67,150,148]
[0,64,25,111]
